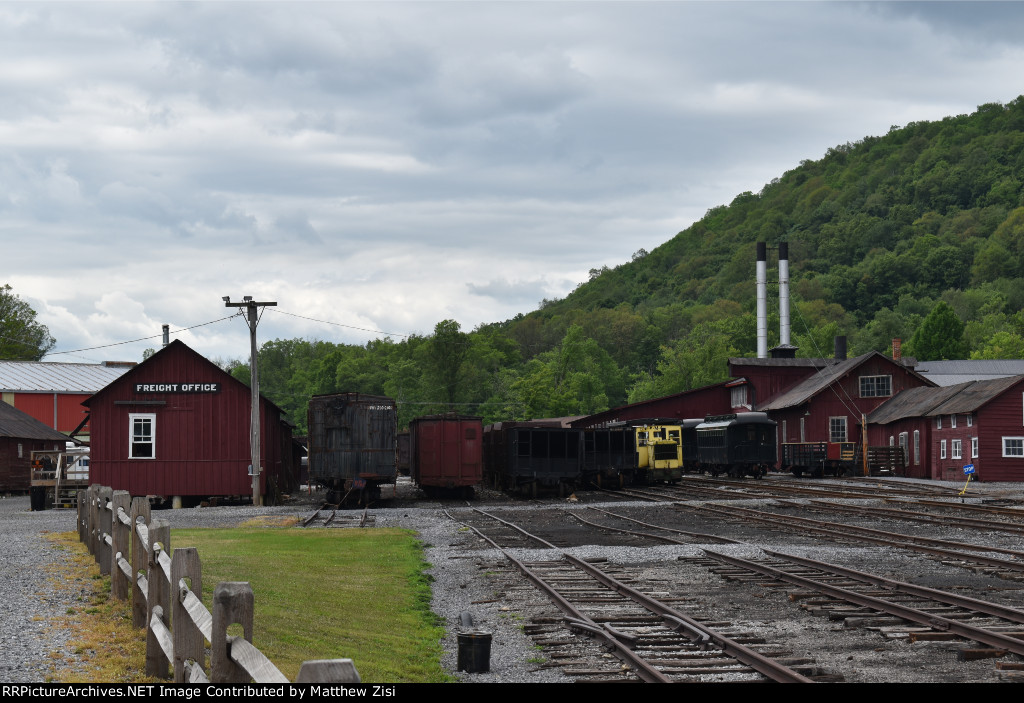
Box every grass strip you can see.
[172,527,452,683]
[45,527,452,683]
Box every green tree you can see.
[429,320,469,408]
[0,284,55,360]
[905,301,968,360]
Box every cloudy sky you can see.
[4,1,1024,364]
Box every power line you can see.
[42,315,238,357]
[269,308,411,339]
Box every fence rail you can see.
[77,484,360,684]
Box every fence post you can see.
[171,548,204,683]
[110,491,131,600]
[77,490,87,544]
[97,486,113,575]
[88,485,101,558]
[211,582,254,683]
[130,497,152,628]
[146,519,171,679]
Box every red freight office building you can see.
[84,340,297,502]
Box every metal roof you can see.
[0,400,71,441]
[916,360,1024,386]
[0,360,134,394]
[868,375,1024,424]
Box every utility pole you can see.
[223,295,277,506]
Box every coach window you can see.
[129,413,156,459]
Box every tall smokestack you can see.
[756,242,767,358]
[779,241,790,347]
[162,324,170,348]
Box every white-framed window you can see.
[899,432,908,463]
[829,416,847,443]
[967,415,973,427]
[914,430,920,465]
[859,375,892,398]
[17,443,22,459]
[972,437,978,458]
[935,416,942,430]
[889,436,894,446]
[952,439,962,460]
[940,439,947,459]
[951,415,957,428]
[129,413,156,459]
[1003,437,1024,457]
[799,417,806,442]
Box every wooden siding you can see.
[86,341,294,498]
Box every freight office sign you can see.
[134,383,222,393]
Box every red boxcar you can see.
[409,414,482,498]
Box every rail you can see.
[77,484,360,684]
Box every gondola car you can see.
[582,424,635,488]
[307,392,397,506]
[483,421,581,497]
[408,414,482,498]
[695,412,777,478]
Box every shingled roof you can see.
[758,351,934,411]
[868,375,1024,424]
[0,401,71,442]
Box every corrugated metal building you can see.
[84,340,297,502]
[0,359,134,437]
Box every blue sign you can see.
[963,464,975,475]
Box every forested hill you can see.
[237,98,1024,431]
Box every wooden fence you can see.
[77,484,360,684]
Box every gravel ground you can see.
[6,475,1024,683]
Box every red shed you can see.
[869,375,1024,482]
[83,340,297,502]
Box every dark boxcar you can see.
[307,392,397,505]
[484,422,581,497]
[409,414,482,498]
[696,412,777,479]
[582,424,635,488]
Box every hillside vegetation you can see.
[234,98,1024,432]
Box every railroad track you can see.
[679,501,1024,580]
[690,548,1024,668]
[447,507,833,682]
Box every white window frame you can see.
[1003,437,1024,457]
[859,375,892,398]
[935,416,942,430]
[952,439,962,460]
[913,430,920,465]
[899,432,909,463]
[829,416,847,443]
[129,413,156,459]
[971,437,978,458]
[951,415,957,429]
[967,415,973,428]
[940,439,947,459]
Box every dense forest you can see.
[231,98,1024,433]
